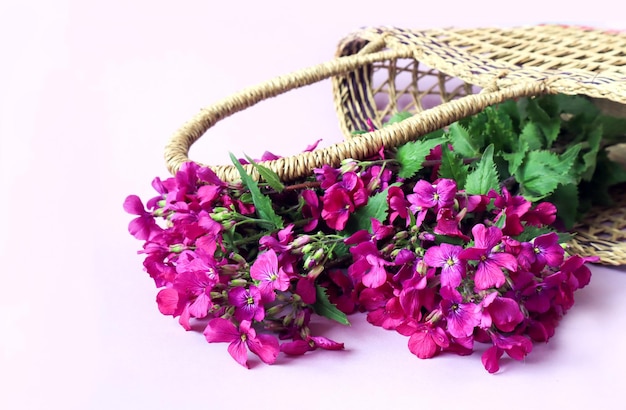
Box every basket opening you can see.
[352,58,482,130]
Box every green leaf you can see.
[555,94,599,118]
[547,183,580,230]
[514,225,556,243]
[519,122,543,151]
[484,106,517,152]
[465,144,500,195]
[447,123,480,158]
[229,153,284,230]
[515,149,578,201]
[345,188,390,234]
[244,154,285,192]
[502,139,529,176]
[396,137,447,178]
[313,285,350,325]
[385,111,413,126]
[525,98,561,148]
[438,143,469,188]
[596,115,626,142]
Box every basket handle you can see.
[164,48,549,182]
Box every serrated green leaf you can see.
[515,149,578,201]
[396,137,447,178]
[244,154,285,192]
[385,111,413,126]
[525,98,561,148]
[345,188,390,234]
[229,153,284,230]
[484,106,517,152]
[447,123,480,158]
[313,285,350,325]
[519,122,543,151]
[465,144,500,195]
[438,143,468,188]
[502,139,529,176]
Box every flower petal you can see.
[203,318,239,343]
[247,334,279,364]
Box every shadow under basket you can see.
[165,24,626,265]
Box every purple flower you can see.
[321,187,354,231]
[300,189,321,232]
[228,286,265,322]
[484,296,525,332]
[388,186,410,224]
[459,224,518,290]
[124,195,161,240]
[481,334,533,374]
[440,287,481,338]
[250,250,290,301]
[532,233,564,269]
[204,319,279,368]
[424,243,465,289]
[407,179,456,210]
[397,320,450,359]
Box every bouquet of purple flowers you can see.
[125,94,626,372]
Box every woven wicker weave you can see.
[164,24,626,265]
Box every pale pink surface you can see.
[1,1,626,409]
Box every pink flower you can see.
[366,296,405,330]
[280,335,345,356]
[388,186,410,224]
[397,320,450,359]
[459,224,518,290]
[440,287,481,338]
[481,334,533,373]
[522,202,557,226]
[532,233,564,269]
[124,195,162,240]
[407,179,456,210]
[321,187,354,230]
[228,286,265,322]
[484,296,525,332]
[204,319,279,368]
[424,243,465,289]
[300,189,321,232]
[250,250,290,301]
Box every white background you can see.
[2,1,626,409]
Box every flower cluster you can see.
[125,142,595,372]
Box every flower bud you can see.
[229,252,247,265]
[340,159,359,174]
[291,235,312,249]
[169,244,185,253]
[229,278,248,287]
[381,243,395,256]
[393,231,409,241]
[418,232,436,242]
[157,199,167,208]
[304,248,325,269]
[301,243,315,255]
[307,264,325,279]
[295,310,307,328]
[265,304,285,317]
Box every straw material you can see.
[164,24,626,265]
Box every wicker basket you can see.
[165,24,626,265]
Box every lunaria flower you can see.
[459,224,518,290]
[204,319,279,368]
[424,243,465,289]
[250,250,290,301]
